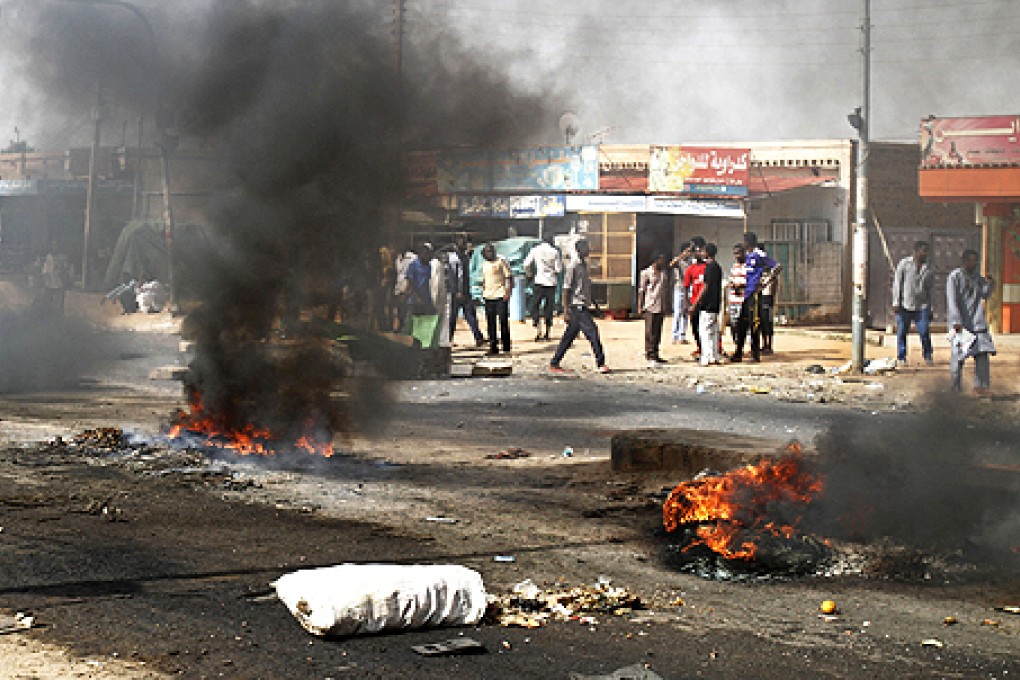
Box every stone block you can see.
[149,365,189,381]
[611,428,793,475]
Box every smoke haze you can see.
[805,396,1020,564]
[5,0,1020,148]
[0,308,103,393]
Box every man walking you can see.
[728,243,747,355]
[946,249,995,394]
[733,231,780,363]
[480,243,513,356]
[696,243,724,365]
[638,253,669,368]
[523,234,562,341]
[549,239,610,374]
[448,234,485,347]
[669,242,693,344]
[892,240,934,366]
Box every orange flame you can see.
[168,393,334,457]
[663,450,823,561]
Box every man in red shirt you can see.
[683,241,707,360]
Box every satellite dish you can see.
[558,112,582,145]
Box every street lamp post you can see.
[850,0,871,372]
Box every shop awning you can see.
[748,174,834,197]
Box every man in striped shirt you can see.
[728,243,747,355]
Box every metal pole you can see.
[132,114,143,218]
[851,0,870,371]
[160,147,175,305]
[394,0,405,74]
[83,82,102,289]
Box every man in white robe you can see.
[946,249,995,394]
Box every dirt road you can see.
[0,316,1017,679]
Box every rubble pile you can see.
[489,577,643,628]
[72,427,128,450]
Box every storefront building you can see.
[918,115,1020,333]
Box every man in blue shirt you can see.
[404,243,435,331]
[732,232,781,363]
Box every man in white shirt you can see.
[523,235,562,341]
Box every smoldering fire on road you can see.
[662,397,1020,580]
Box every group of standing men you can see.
[385,233,607,371]
[640,232,781,367]
[892,240,997,393]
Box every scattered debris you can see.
[73,427,128,449]
[805,364,826,374]
[562,447,574,458]
[80,497,126,522]
[424,516,458,524]
[0,612,36,634]
[942,616,958,626]
[489,577,643,629]
[832,360,853,375]
[569,663,663,680]
[748,385,771,395]
[493,555,516,564]
[920,639,945,648]
[981,619,1000,627]
[486,448,531,460]
[862,357,897,375]
[412,637,486,656]
[996,605,1020,615]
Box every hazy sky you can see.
[2,0,1019,150]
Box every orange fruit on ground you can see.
[820,599,837,614]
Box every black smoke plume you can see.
[12,0,564,449]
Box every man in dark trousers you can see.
[549,239,610,374]
[638,252,669,368]
[480,243,512,356]
[891,240,934,366]
[448,233,485,347]
[523,234,563,341]
[695,243,724,365]
[733,231,781,363]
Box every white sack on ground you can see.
[272,563,487,637]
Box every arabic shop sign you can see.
[648,146,750,196]
[438,146,599,193]
[920,116,1020,168]
[458,194,566,219]
[0,179,38,196]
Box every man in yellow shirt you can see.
[481,243,513,356]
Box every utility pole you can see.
[83,83,102,289]
[850,0,871,371]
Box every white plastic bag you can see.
[272,563,487,637]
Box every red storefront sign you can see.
[649,146,749,196]
[920,116,1020,168]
